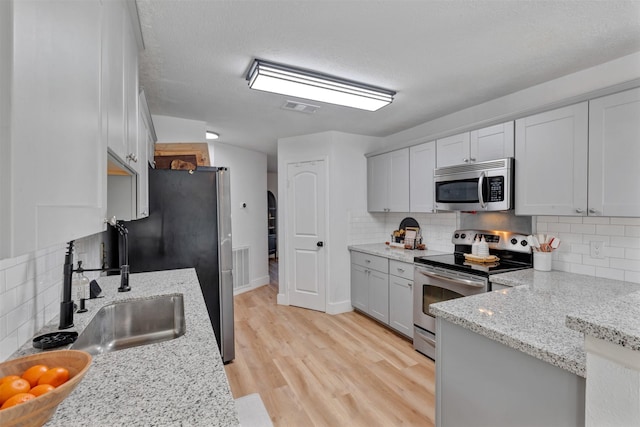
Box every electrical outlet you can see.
[590,241,605,259]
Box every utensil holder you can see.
[533,252,552,271]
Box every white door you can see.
[286,160,327,312]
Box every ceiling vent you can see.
[281,100,320,114]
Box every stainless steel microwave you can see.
[434,157,514,211]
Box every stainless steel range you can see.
[412,229,533,359]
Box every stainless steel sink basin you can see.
[72,293,186,355]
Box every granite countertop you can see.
[10,268,239,427]
[430,269,640,378]
[348,243,447,263]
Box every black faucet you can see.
[59,220,131,329]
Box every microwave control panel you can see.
[487,176,505,202]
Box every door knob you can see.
[317,241,324,247]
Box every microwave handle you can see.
[478,171,487,208]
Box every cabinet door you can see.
[436,132,470,167]
[351,263,369,312]
[367,154,388,212]
[409,141,436,212]
[103,0,127,163]
[136,107,149,218]
[387,148,410,212]
[123,14,140,173]
[368,270,389,324]
[515,102,588,216]
[11,0,106,256]
[389,275,413,337]
[589,88,640,217]
[470,121,514,162]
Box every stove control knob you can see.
[510,238,518,245]
[460,233,466,239]
[454,233,460,239]
[520,240,528,247]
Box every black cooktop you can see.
[414,251,532,277]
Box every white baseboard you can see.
[277,292,288,305]
[326,299,353,315]
[233,275,270,296]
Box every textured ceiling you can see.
[136,0,640,171]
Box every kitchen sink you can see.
[72,293,186,355]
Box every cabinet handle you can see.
[588,208,598,215]
[127,153,138,163]
[397,268,405,273]
[408,282,412,288]
[463,158,469,163]
[575,208,585,214]
[365,259,371,263]
[469,157,476,162]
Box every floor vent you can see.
[281,100,320,114]
[232,246,250,290]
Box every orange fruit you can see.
[37,367,69,388]
[30,384,55,397]
[1,392,36,410]
[0,375,20,385]
[21,364,49,387]
[0,378,31,405]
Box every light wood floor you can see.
[224,262,436,427]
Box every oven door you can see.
[413,265,488,334]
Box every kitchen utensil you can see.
[531,236,541,251]
[0,350,91,427]
[527,235,536,251]
[551,238,561,249]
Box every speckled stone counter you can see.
[430,269,640,377]
[566,290,640,352]
[10,268,240,427]
[348,243,447,263]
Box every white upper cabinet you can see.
[470,121,514,162]
[515,102,589,216]
[10,0,107,256]
[367,149,410,212]
[436,132,470,167]
[409,141,436,213]
[588,88,640,217]
[437,122,514,167]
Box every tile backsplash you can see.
[0,233,103,361]
[536,216,640,283]
[348,211,457,252]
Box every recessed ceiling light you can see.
[206,131,219,140]
[246,59,395,112]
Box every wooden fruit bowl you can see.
[0,350,92,427]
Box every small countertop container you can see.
[9,268,239,427]
[430,269,640,377]
[348,243,448,263]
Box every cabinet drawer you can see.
[389,260,413,280]
[351,251,388,273]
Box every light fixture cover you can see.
[246,59,395,111]
[206,131,219,140]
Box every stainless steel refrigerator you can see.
[124,167,234,363]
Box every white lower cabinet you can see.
[350,252,389,324]
[351,252,413,337]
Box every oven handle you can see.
[478,171,487,209]
[417,269,486,288]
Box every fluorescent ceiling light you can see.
[206,131,219,140]
[246,59,395,112]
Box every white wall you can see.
[377,52,640,153]
[278,131,380,313]
[0,232,103,362]
[151,114,206,143]
[0,0,11,260]
[537,216,640,284]
[212,142,270,292]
